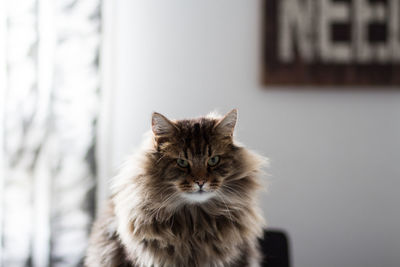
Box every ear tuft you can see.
[152,112,176,136]
[214,109,237,137]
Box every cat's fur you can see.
[85,110,266,267]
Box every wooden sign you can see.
[262,0,400,85]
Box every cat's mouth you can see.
[182,190,215,203]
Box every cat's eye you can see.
[207,156,220,167]
[177,158,189,168]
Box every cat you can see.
[85,109,266,267]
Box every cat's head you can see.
[148,109,252,204]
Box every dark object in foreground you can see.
[259,230,291,267]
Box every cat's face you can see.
[150,110,239,204]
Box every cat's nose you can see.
[195,180,205,189]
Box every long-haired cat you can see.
[85,109,266,267]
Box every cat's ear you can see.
[152,112,176,136]
[214,109,237,137]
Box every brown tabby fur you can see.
[85,110,266,267]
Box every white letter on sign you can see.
[319,0,351,63]
[278,0,314,63]
[353,0,389,63]
[389,0,400,62]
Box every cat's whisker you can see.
[214,191,234,222]
[221,184,247,201]
[221,184,244,198]
[156,154,167,164]
[151,193,180,219]
[214,190,242,240]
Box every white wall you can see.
[102,0,400,266]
